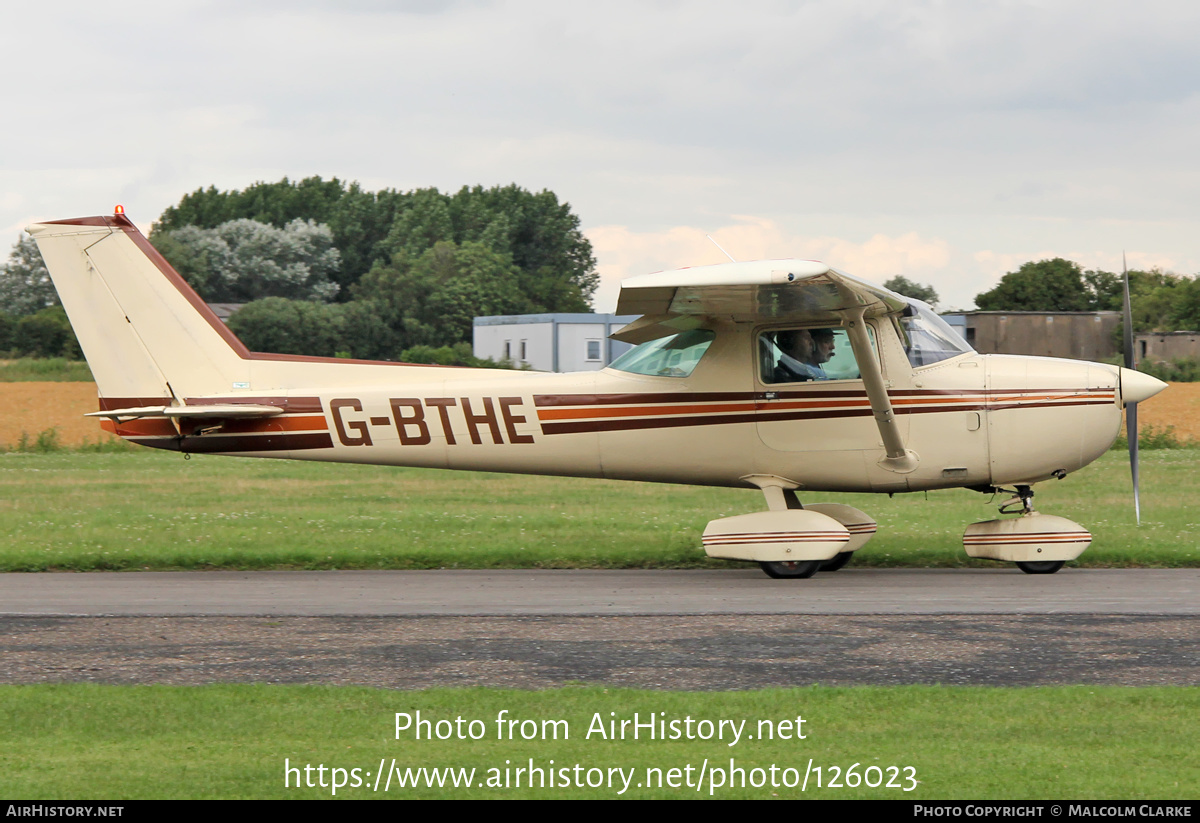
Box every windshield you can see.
[898,302,974,367]
[608,329,715,377]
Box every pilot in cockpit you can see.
[809,328,836,375]
[772,329,825,382]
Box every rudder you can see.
[27,213,250,403]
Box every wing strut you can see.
[844,307,918,473]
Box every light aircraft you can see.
[27,210,1167,579]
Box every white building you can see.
[473,313,639,372]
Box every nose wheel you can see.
[759,560,823,579]
[1016,560,1065,575]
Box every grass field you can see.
[0,448,1196,571]
[2,684,1196,799]
[4,387,1195,802]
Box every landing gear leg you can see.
[999,485,1036,515]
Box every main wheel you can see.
[1016,560,1065,575]
[819,551,854,572]
[759,560,822,579]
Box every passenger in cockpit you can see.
[773,329,826,382]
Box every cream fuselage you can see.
[164,319,1120,495]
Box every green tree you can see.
[335,300,396,361]
[324,183,406,294]
[13,306,80,358]
[1082,269,1124,312]
[155,176,349,232]
[1131,270,1188,331]
[153,178,598,312]
[154,219,341,303]
[975,258,1095,312]
[1167,276,1200,331]
[448,184,598,310]
[398,342,514,368]
[882,276,939,307]
[0,310,14,352]
[0,235,58,317]
[353,240,534,352]
[227,298,347,357]
[378,188,455,261]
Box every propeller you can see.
[1122,254,1140,525]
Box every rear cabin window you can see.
[608,329,716,378]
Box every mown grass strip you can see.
[0,358,93,382]
[2,684,1196,799]
[0,450,1196,571]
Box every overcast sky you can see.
[3,0,1198,311]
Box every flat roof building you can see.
[473,313,639,373]
[941,311,1121,361]
[1135,330,1200,364]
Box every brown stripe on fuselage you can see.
[888,387,1115,396]
[542,406,889,435]
[535,391,758,407]
[981,399,1113,411]
[541,411,762,435]
[538,395,1112,435]
[535,387,1112,410]
[538,400,758,421]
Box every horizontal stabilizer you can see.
[86,404,284,421]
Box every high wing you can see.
[613,259,909,343]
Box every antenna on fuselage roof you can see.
[705,234,737,263]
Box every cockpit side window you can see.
[759,326,874,384]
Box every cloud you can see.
[2,2,1198,317]
[585,216,951,311]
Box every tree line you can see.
[0,235,81,358]
[2,180,1198,362]
[883,259,1200,333]
[972,257,1200,332]
[0,177,598,364]
[153,178,597,362]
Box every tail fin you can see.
[27,213,251,403]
